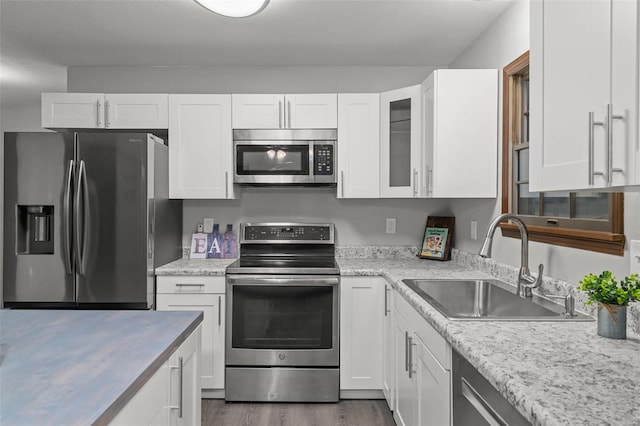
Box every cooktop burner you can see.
[225,223,339,275]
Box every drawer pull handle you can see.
[175,283,205,287]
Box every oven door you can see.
[234,141,313,184]
[226,275,339,367]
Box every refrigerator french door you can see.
[3,132,182,309]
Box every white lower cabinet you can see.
[168,327,201,426]
[393,291,452,426]
[110,325,202,426]
[340,277,385,391]
[157,276,226,391]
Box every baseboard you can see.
[339,390,385,399]
[202,389,225,399]
[203,389,385,400]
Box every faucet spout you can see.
[478,213,544,297]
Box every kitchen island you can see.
[0,309,202,425]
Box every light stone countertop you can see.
[339,255,640,426]
[155,257,235,275]
[156,249,640,425]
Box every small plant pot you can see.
[597,304,627,339]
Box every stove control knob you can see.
[279,353,286,360]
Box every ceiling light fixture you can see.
[194,0,270,18]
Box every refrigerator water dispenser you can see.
[17,205,54,254]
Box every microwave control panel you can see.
[314,145,334,176]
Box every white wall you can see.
[68,65,446,247]
[183,189,452,249]
[447,0,640,283]
[68,66,436,94]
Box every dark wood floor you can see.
[202,399,396,426]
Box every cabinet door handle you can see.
[412,168,418,197]
[169,357,184,418]
[607,104,624,183]
[404,331,409,372]
[96,100,102,127]
[287,100,292,128]
[218,295,222,326]
[225,171,229,199]
[279,100,283,128]
[427,168,433,195]
[105,100,110,128]
[408,336,416,379]
[340,171,345,198]
[384,286,390,316]
[588,111,605,185]
[178,356,183,418]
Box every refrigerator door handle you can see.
[63,159,74,275]
[75,160,89,275]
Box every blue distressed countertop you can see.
[0,309,202,426]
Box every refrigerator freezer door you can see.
[75,133,150,307]
[3,133,75,305]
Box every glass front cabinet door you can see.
[380,85,423,198]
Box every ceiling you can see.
[0,0,513,106]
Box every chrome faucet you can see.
[478,213,544,297]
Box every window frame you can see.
[500,51,625,256]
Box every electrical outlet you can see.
[630,240,640,275]
[470,220,478,240]
[203,217,215,233]
[385,218,396,234]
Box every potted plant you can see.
[577,271,640,339]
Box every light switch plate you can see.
[470,220,478,240]
[630,240,640,275]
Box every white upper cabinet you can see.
[422,69,498,198]
[337,93,380,198]
[168,94,235,199]
[42,93,168,129]
[379,84,422,198]
[232,94,337,129]
[530,0,639,191]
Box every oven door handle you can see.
[227,277,339,286]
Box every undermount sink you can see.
[402,279,593,321]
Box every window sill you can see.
[499,223,625,256]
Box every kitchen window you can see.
[501,51,624,255]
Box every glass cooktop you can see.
[226,256,339,275]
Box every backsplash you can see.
[335,245,420,259]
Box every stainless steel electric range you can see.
[225,223,340,402]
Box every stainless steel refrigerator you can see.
[3,132,182,309]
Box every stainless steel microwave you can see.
[233,129,337,185]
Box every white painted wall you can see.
[68,65,446,248]
[447,0,640,284]
[183,189,452,249]
[68,66,437,94]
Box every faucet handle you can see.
[522,263,544,289]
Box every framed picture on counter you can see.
[419,216,454,261]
